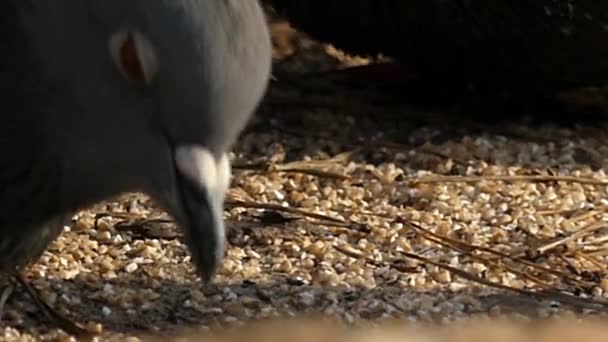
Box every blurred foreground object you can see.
[144,317,608,342]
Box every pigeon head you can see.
[16,1,272,281]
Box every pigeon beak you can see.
[172,146,231,283]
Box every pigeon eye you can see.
[109,30,158,84]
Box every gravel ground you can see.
[4,15,608,341]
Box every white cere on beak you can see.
[174,146,232,205]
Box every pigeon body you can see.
[0,1,272,281]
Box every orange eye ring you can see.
[109,30,158,84]
[119,33,145,81]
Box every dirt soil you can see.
[4,14,608,342]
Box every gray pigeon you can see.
[0,1,271,284]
